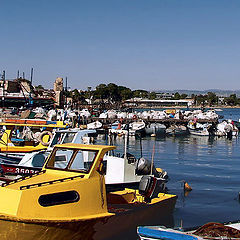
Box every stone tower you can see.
[54,77,64,108]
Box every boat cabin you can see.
[0,119,67,153]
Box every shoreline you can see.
[130,105,240,109]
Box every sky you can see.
[0,0,240,91]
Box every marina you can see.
[1,1,240,238]
[0,107,239,239]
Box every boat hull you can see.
[0,194,176,240]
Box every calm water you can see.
[96,108,240,238]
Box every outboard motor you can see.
[135,157,161,178]
[139,176,166,202]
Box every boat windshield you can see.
[49,132,76,147]
[45,147,97,173]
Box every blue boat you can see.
[137,222,240,240]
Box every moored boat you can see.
[137,222,240,240]
[166,125,188,136]
[0,143,177,238]
[0,120,67,159]
[145,123,166,136]
[129,120,146,136]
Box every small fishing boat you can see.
[86,120,102,130]
[108,121,128,135]
[0,120,67,162]
[166,125,188,136]
[129,120,146,136]
[137,222,240,240]
[145,123,166,136]
[215,120,239,137]
[0,143,177,228]
[0,129,97,175]
[187,122,212,136]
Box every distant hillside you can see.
[154,89,240,97]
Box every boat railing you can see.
[19,175,84,190]
[1,170,46,187]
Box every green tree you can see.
[207,92,218,106]
[133,90,148,98]
[224,94,239,106]
[173,92,181,100]
[107,83,121,102]
[149,92,157,100]
[118,86,132,100]
[94,84,109,100]
[180,93,188,99]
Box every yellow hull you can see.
[0,194,176,240]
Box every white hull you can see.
[189,129,209,136]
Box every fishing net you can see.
[193,222,240,239]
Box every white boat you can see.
[145,123,166,136]
[137,222,240,240]
[109,121,128,135]
[166,125,188,136]
[104,131,168,190]
[0,129,96,174]
[87,120,102,130]
[215,120,239,137]
[187,122,211,136]
[129,120,146,136]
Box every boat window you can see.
[54,149,74,169]
[32,152,51,167]
[49,132,64,147]
[39,190,79,207]
[46,147,97,173]
[69,150,96,171]
[62,133,76,144]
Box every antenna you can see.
[17,70,19,79]
[2,70,6,109]
[139,133,143,158]
[28,68,34,107]
[30,68,33,84]
[65,76,68,91]
[150,140,156,175]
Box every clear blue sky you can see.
[1,0,240,91]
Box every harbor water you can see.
[96,108,240,239]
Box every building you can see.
[0,78,54,108]
[124,98,194,108]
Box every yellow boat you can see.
[0,143,177,223]
[0,120,67,154]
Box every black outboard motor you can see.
[135,157,161,178]
[139,176,165,202]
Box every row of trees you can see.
[35,82,240,107]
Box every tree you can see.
[149,92,157,100]
[107,83,121,102]
[173,92,181,100]
[118,86,132,100]
[180,93,188,99]
[224,94,239,106]
[133,90,148,98]
[94,84,109,100]
[207,92,218,106]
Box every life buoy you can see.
[132,115,137,120]
[39,131,53,146]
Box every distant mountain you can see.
[153,89,240,97]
